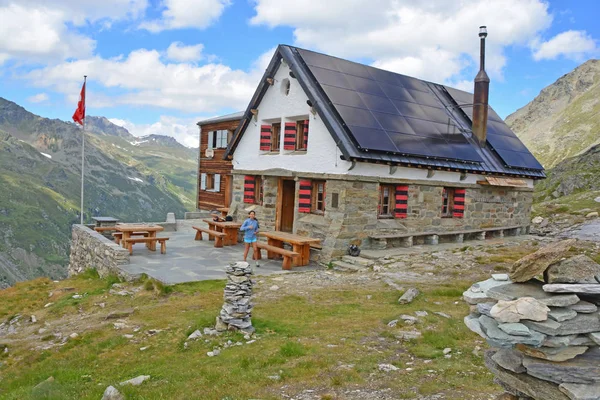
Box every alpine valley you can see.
[0,97,197,288]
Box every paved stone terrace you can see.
[118,220,322,284]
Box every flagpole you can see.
[80,75,87,225]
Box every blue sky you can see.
[0,0,598,147]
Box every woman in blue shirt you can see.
[240,210,260,266]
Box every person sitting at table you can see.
[240,210,260,267]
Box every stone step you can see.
[341,255,374,267]
[332,261,367,273]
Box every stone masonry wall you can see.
[68,225,131,279]
[230,172,534,262]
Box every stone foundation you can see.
[68,225,130,279]
[230,172,534,262]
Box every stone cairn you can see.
[463,239,600,400]
[215,262,255,334]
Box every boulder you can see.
[516,344,589,362]
[102,386,124,400]
[543,284,600,294]
[532,216,544,224]
[490,297,550,323]
[485,350,570,400]
[548,308,578,322]
[487,280,580,307]
[585,212,598,219]
[492,348,527,373]
[545,255,600,284]
[559,382,600,400]
[398,288,419,304]
[523,347,600,385]
[120,375,150,386]
[509,239,576,283]
[523,313,600,336]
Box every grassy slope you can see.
[0,271,497,400]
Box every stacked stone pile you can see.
[464,239,600,400]
[215,262,255,334]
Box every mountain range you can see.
[0,98,198,288]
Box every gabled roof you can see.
[225,45,545,179]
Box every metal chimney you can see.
[472,26,490,146]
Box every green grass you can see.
[0,273,498,400]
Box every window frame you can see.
[295,120,307,151]
[442,187,455,218]
[311,180,326,215]
[210,130,228,149]
[378,184,395,218]
[271,122,281,152]
[205,174,215,191]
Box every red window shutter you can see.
[298,179,311,213]
[260,125,271,151]
[394,185,408,219]
[303,119,309,149]
[453,188,466,218]
[283,122,296,150]
[244,176,256,204]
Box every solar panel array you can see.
[443,87,543,171]
[297,49,484,163]
[297,48,543,171]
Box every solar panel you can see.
[297,48,553,165]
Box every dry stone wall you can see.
[68,225,130,279]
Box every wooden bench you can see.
[256,242,299,270]
[112,231,149,245]
[122,237,169,255]
[193,226,227,248]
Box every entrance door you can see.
[224,175,232,208]
[279,179,296,232]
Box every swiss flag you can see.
[72,82,86,125]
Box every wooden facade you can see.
[197,114,242,210]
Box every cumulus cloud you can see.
[27,93,49,103]
[166,42,204,62]
[140,0,230,32]
[251,0,553,84]
[0,0,147,63]
[109,116,202,148]
[25,47,274,113]
[532,30,597,61]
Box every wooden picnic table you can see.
[202,219,242,246]
[259,231,321,267]
[216,207,229,217]
[115,224,164,251]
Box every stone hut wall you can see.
[68,225,130,279]
[229,172,534,261]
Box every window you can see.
[442,187,455,217]
[281,78,291,96]
[296,120,307,151]
[271,122,281,152]
[209,130,229,149]
[244,175,263,204]
[311,181,325,214]
[378,185,394,217]
[201,173,221,192]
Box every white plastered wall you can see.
[233,61,534,188]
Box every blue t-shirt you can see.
[240,218,259,240]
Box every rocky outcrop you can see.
[464,241,600,399]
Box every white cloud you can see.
[25,47,270,113]
[28,93,49,103]
[166,42,204,62]
[109,116,201,148]
[532,30,597,61]
[140,0,230,32]
[0,0,147,63]
[251,0,553,84]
